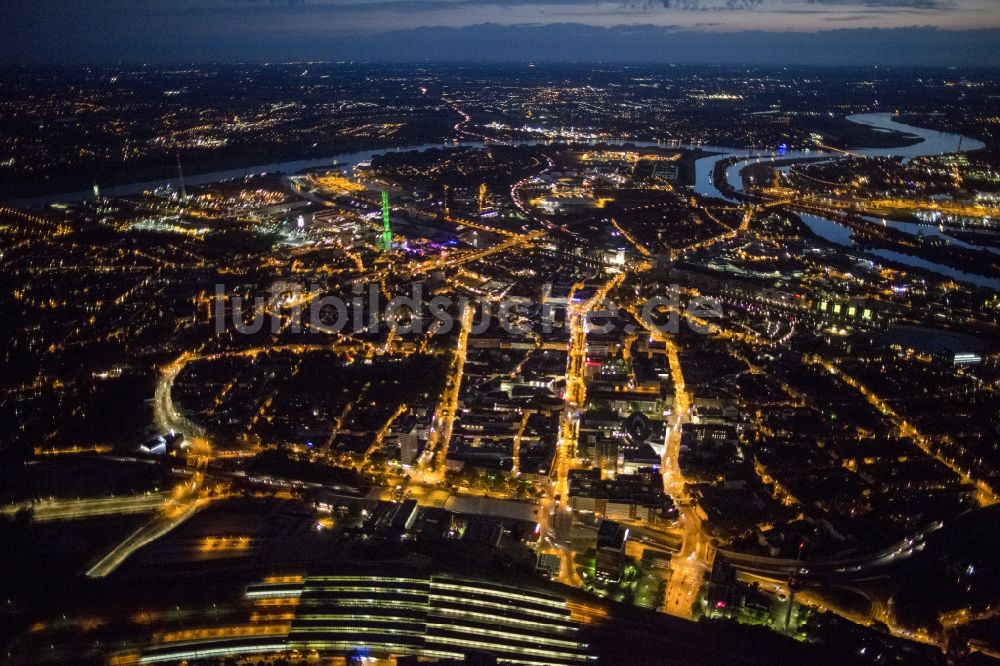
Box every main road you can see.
[86,355,216,578]
[1,492,170,522]
[625,302,707,618]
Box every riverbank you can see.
[694,113,997,290]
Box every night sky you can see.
[2,0,1000,65]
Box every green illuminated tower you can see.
[380,189,392,252]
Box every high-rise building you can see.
[595,519,627,583]
[380,189,392,251]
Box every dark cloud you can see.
[0,0,989,66]
[660,0,765,9]
[357,23,1000,65]
[218,0,932,11]
[822,13,880,18]
[25,0,956,16]
[6,15,998,65]
[320,0,770,11]
[805,0,954,9]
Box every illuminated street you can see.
[2,47,1000,666]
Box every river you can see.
[10,113,996,290]
[690,113,998,291]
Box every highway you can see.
[86,479,210,578]
[1,492,170,522]
[87,356,217,578]
[152,353,205,440]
